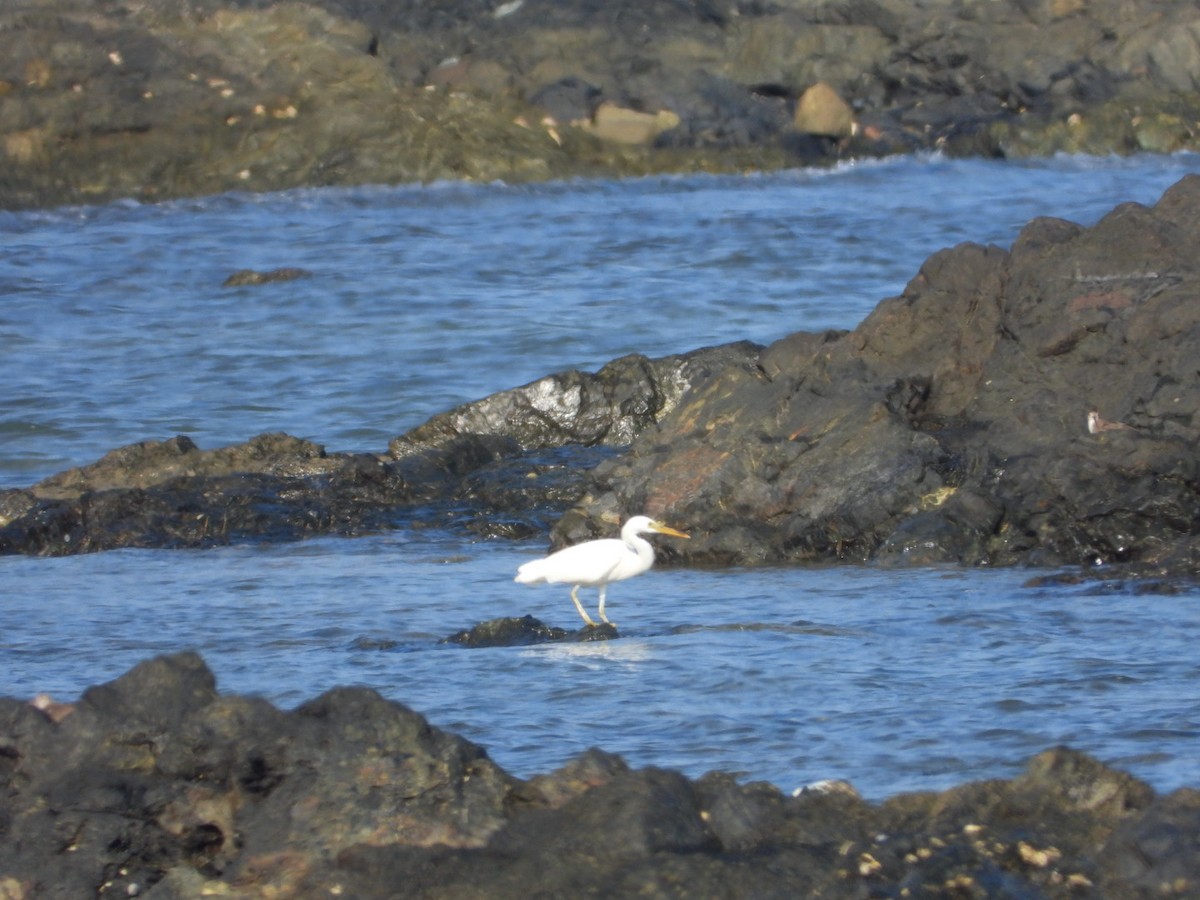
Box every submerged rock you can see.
[222,267,313,287]
[0,653,1195,897]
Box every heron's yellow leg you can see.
[597,586,614,626]
[570,585,597,626]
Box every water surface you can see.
[3,153,1199,799]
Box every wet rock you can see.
[0,431,516,554]
[561,175,1200,574]
[1,654,1195,897]
[456,444,620,537]
[444,615,619,647]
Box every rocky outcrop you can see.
[0,345,753,554]
[555,175,1200,574]
[0,653,1196,897]
[2,0,1199,209]
[0,653,519,897]
[0,430,525,553]
[3,178,1199,575]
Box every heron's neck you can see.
[626,534,655,565]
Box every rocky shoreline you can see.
[2,0,1200,209]
[4,175,1198,581]
[0,652,1195,898]
[5,9,1200,894]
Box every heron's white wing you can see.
[516,538,626,586]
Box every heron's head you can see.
[626,515,689,539]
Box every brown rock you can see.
[793,81,855,138]
[578,101,681,144]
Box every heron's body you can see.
[515,516,689,625]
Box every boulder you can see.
[793,82,856,138]
[392,343,761,454]
[577,102,681,144]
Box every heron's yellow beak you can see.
[651,522,690,539]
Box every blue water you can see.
[3,154,1199,800]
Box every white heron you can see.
[514,515,690,626]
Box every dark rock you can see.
[221,267,312,287]
[446,615,562,647]
[559,175,1200,575]
[528,76,602,124]
[456,444,621,537]
[444,616,619,647]
[0,430,495,554]
[2,654,1196,897]
[0,653,519,898]
[652,72,795,152]
[1100,787,1200,894]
